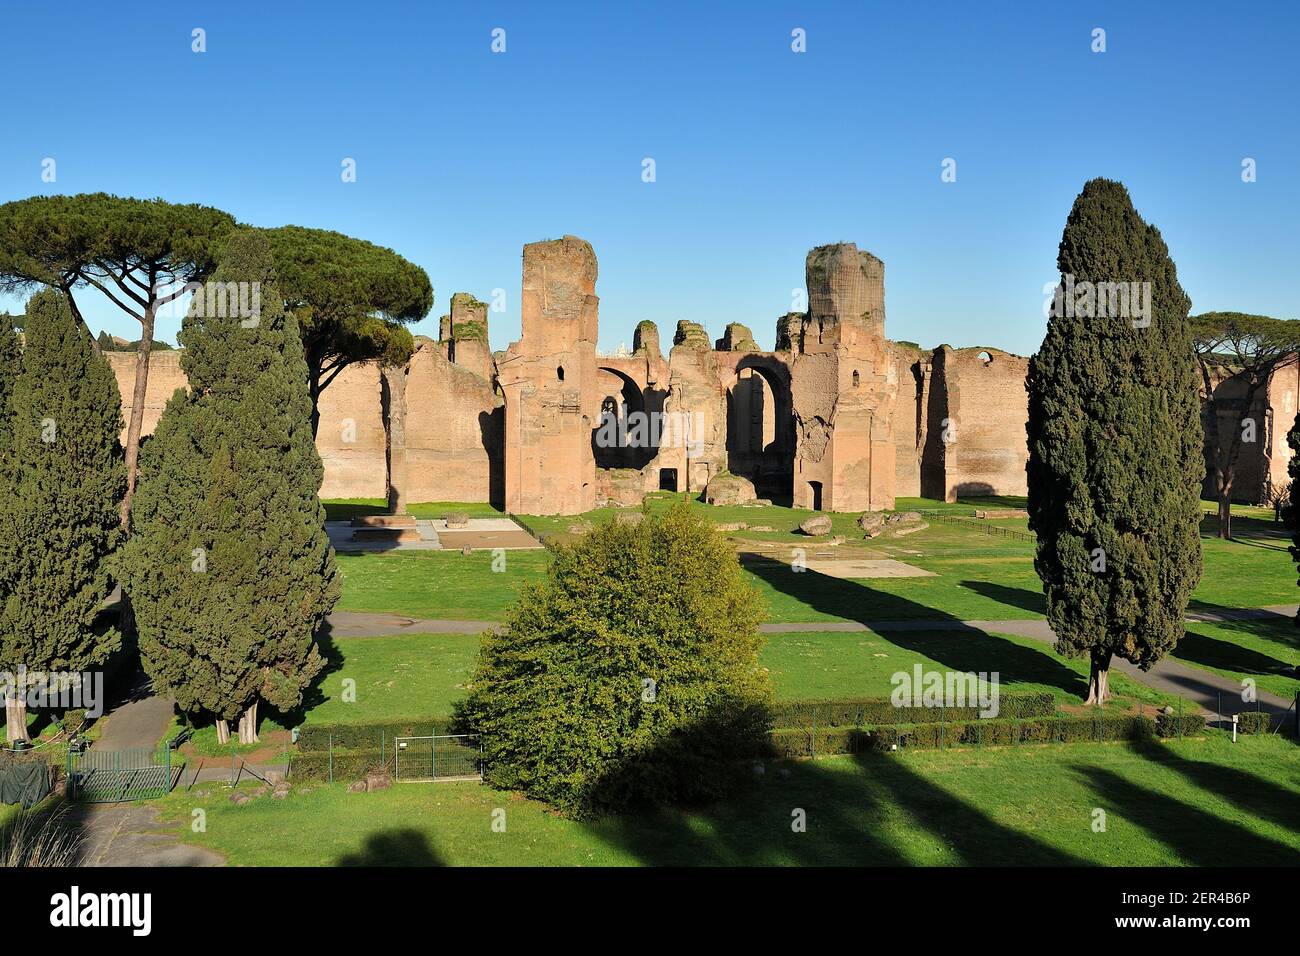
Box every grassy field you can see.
[327,497,1300,631]
[154,734,1300,866]
[763,629,1179,708]
[335,549,550,620]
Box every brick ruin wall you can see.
[108,237,1279,514]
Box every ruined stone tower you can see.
[497,235,600,515]
[790,243,897,511]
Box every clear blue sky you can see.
[1,0,1295,355]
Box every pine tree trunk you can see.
[215,718,231,745]
[237,701,259,745]
[1084,648,1112,705]
[119,307,157,530]
[1218,494,1232,540]
[4,696,29,745]
[382,365,408,515]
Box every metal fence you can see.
[394,735,482,782]
[67,745,175,803]
[918,511,1036,542]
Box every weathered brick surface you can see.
[113,239,1269,515]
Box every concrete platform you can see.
[326,517,543,552]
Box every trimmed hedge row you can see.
[296,718,456,752]
[770,692,1056,729]
[290,749,390,782]
[1236,711,1272,734]
[770,712,1206,757]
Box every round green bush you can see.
[464,503,772,818]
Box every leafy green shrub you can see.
[1236,711,1272,734]
[59,710,87,736]
[463,503,772,818]
[1155,713,1205,737]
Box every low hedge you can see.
[770,692,1055,728]
[1235,711,1272,734]
[296,718,456,753]
[770,711,1205,757]
[290,749,390,782]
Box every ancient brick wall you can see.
[927,346,1029,501]
[104,351,189,441]
[402,341,503,505]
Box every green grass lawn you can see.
[763,629,1179,709]
[266,619,1183,736]
[154,734,1300,866]
[328,497,1299,628]
[335,549,550,620]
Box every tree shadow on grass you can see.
[1073,763,1299,866]
[1121,737,1300,835]
[746,558,1088,699]
[336,827,446,866]
[588,752,1087,866]
[959,580,1046,616]
[1176,629,1297,683]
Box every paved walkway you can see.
[93,672,176,751]
[71,803,224,867]
[325,611,499,637]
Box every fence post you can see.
[328,733,333,785]
[811,708,817,759]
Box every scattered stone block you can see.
[704,473,757,506]
[799,514,833,536]
[857,512,887,533]
[445,511,470,529]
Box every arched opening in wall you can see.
[808,480,823,512]
[659,468,678,492]
[978,351,992,366]
[725,356,794,505]
[852,369,860,388]
[557,365,565,381]
[592,366,661,471]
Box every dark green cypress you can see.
[0,292,125,742]
[1026,179,1203,704]
[121,230,338,744]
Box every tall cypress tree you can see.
[1026,179,1203,703]
[121,230,338,744]
[0,291,125,742]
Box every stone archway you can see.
[725,355,794,504]
[593,365,664,470]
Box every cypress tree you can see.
[1285,414,1300,610]
[1026,179,1203,704]
[121,230,338,744]
[0,291,125,743]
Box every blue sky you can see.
[1,0,1295,355]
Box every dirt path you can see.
[69,803,223,867]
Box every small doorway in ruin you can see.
[808,480,823,511]
[659,468,679,492]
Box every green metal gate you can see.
[67,745,175,803]
[394,735,481,782]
